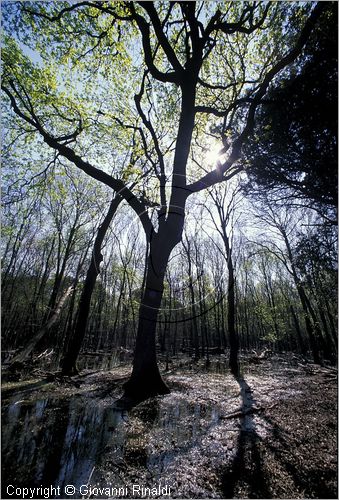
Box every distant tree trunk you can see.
[10,284,74,366]
[173,312,178,356]
[289,304,307,355]
[219,290,227,349]
[227,249,239,376]
[59,245,91,353]
[243,275,251,350]
[60,195,122,375]
[261,261,280,340]
[307,276,337,361]
[111,275,127,343]
[2,218,30,295]
[219,222,239,376]
[198,273,209,362]
[302,290,333,362]
[30,237,56,327]
[43,216,79,325]
[183,238,200,360]
[209,187,240,376]
[317,306,336,361]
[213,285,222,350]
[126,257,138,340]
[325,303,337,347]
[281,229,321,364]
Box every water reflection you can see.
[2,388,221,499]
[146,397,221,479]
[1,397,127,499]
[77,350,133,372]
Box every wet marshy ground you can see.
[1,355,337,499]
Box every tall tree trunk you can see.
[123,76,197,401]
[9,284,74,366]
[42,219,78,325]
[281,229,321,364]
[209,188,241,375]
[60,196,122,375]
[317,306,336,362]
[182,238,200,360]
[220,290,227,349]
[262,262,280,340]
[59,245,91,353]
[325,302,337,347]
[289,304,307,355]
[123,238,173,400]
[220,222,239,376]
[228,252,239,376]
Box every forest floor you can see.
[1,354,337,499]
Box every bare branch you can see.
[23,2,101,22]
[129,4,180,84]
[137,2,184,74]
[187,2,325,195]
[195,96,253,118]
[215,3,271,36]
[2,83,154,240]
[134,71,166,208]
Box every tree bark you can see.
[221,220,239,376]
[123,234,174,400]
[122,77,197,400]
[60,196,122,375]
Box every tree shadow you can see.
[221,375,271,499]
[258,412,337,499]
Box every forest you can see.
[1,1,337,499]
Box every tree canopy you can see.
[3,1,327,216]
[243,2,337,222]
[2,1,336,397]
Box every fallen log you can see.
[9,285,74,367]
[248,348,271,364]
[220,407,264,419]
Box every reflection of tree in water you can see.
[133,399,159,428]
[222,377,270,499]
[1,396,127,499]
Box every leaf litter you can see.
[1,355,337,498]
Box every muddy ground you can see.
[1,355,337,499]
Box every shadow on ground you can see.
[221,376,271,498]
